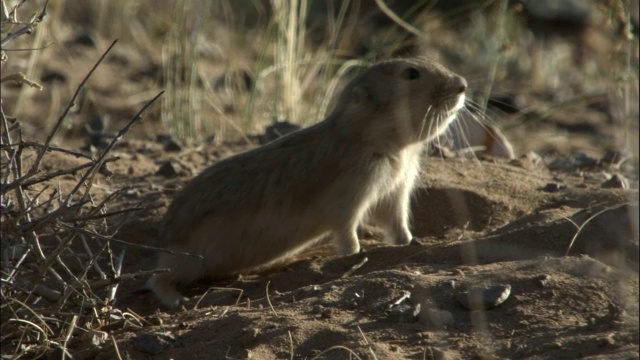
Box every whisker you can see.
[418,105,432,141]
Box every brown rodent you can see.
[147,58,467,308]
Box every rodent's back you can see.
[160,120,370,246]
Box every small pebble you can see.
[240,328,260,345]
[386,303,420,323]
[573,152,599,168]
[601,173,628,189]
[321,308,334,319]
[156,134,183,152]
[598,334,616,347]
[310,304,323,315]
[73,32,96,47]
[163,138,183,152]
[123,188,139,198]
[542,182,564,192]
[456,284,511,310]
[510,151,543,170]
[535,274,551,287]
[156,134,172,143]
[156,161,179,177]
[40,70,66,83]
[206,134,218,146]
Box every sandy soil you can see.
[1,2,639,359]
[30,140,636,360]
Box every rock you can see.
[239,328,260,346]
[206,134,217,146]
[72,32,96,47]
[573,152,599,168]
[386,303,420,323]
[536,274,552,287]
[601,174,628,189]
[83,115,113,150]
[456,284,512,311]
[542,182,564,192]
[156,161,179,177]
[511,151,543,170]
[40,70,66,83]
[162,137,183,152]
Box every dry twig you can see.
[0,11,165,356]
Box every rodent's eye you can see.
[400,67,420,80]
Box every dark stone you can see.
[456,284,511,311]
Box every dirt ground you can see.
[27,142,638,360]
[1,1,639,359]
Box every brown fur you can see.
[147,58,467,308]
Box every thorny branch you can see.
[1,11,165,356]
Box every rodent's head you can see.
[334,58,466,149]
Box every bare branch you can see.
[63,90,164,207]
[26,39,118,179]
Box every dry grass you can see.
[9,1,639,147]
[1,3,163,358]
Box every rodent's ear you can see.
[351,85,369,105]
[352,82,390,107]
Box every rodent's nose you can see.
[453,76,467,94]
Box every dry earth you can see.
[28,140,637,360]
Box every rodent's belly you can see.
[185,207,330,273]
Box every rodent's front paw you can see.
[160,294,189,309]
[392,230,413,245]
[147,275,189,309]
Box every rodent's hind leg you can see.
[146,273,187,309]
[370,189,413,246]
[147,251,203,308]
[331,226,361,256]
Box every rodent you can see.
[147,58,467,308]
